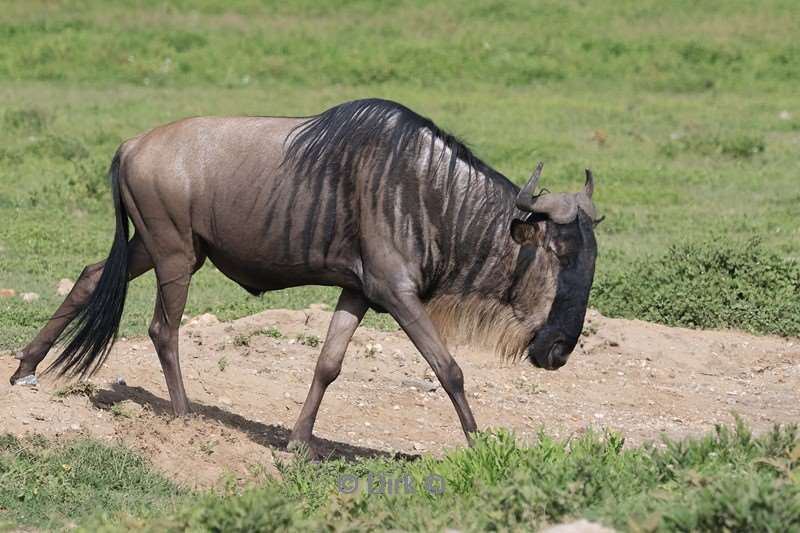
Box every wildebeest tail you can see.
[45,150,130,378]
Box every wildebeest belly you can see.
[200,234,364,295]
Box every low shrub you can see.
[593,238,800,336]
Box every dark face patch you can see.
[528,210,597,369]
[509,211,597,369]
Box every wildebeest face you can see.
[510,164,600,370]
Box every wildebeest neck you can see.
[418,154,521,296]
[280,99,561,360]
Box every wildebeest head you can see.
[510,162,600,370]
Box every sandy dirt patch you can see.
[2,307,798,488]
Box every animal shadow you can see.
[91,382,419,462]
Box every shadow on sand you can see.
[91,383,419,462]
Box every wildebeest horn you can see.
[584,168,594,198]
[515,161,544,211]
[521,192,578,224]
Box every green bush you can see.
[593,238,800,336]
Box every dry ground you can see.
[2,307,798,488]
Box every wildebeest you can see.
[11,98,600,451]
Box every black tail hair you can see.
[45,150,130,379]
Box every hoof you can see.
[287,439,309,453]
[288,439,321,460]
[12,374,38,386]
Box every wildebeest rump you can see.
[11,99,600,451]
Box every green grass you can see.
[0,434,184,530]
[1,3,798,530]
[2,423,798,531]
[1,0,799,348]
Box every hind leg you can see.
[148,253,204,416]
[11,235,153,384]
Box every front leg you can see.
[377,288,478,443]
[289,289,368,453]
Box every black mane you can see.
[283,98,512,187]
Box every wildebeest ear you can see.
[510,219,539,245]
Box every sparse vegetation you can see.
[53,381,96,398]
[110,402,131,418]
[232,333,250,347]
[295,334,321,348]
[262,326,283,339]
[217,357,228,372]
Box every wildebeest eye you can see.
[550,239,578,260]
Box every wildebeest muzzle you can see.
[528,327,576,370]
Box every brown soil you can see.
[2,307,798,488]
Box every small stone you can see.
[189,313,219,326]
[401,378,438,392]
[412,442,424,451]
[540,519,616,533]
[365,342,383,355]
[392,404,400,410]
[0,288,16,298]
[56,278,74,296]
[70,423,81,431]
[114,376,126,386]
[219,397,232,406]
[779,110,791,120]
[21,292,40,303]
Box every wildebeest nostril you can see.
[547,342,568,369]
